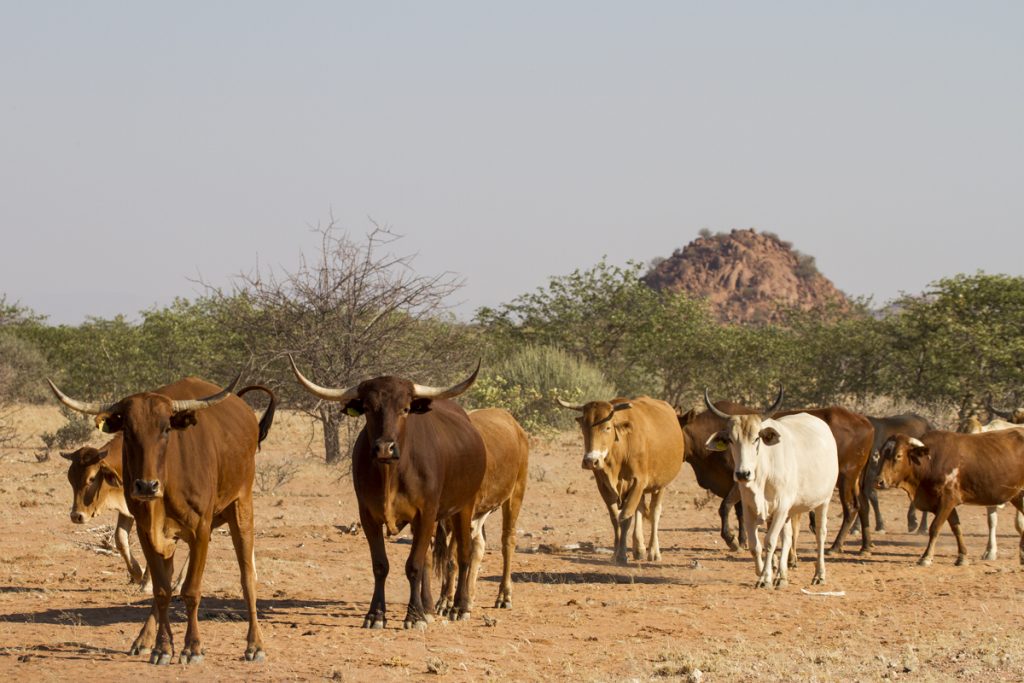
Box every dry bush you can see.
[254,459,301,494]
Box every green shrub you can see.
[466,345,616,433]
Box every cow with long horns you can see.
[47,376,270,665]
[558,395,684,565]
[289,357,486,629]
[704,388,838,588]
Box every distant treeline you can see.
[3,228,1024,460]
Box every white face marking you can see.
[583,449,608,468]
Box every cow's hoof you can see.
[955,556,970,567]
[916,526,929,536]
[149,651,172,666]
[726,538,740,551]
[875,526,887,535]
[495,597,512,609]
[613,555,629,567]
[362,614,386,629]
[647,550,662,562]
[857,549,872,558]
[755,578,769,589]
[403,618,428,631]
[981,551,996,561]
[811,574,826,585]
[773,577,788,589]
[179,650,204,665]
[129,643,151,657]
[244,647,266,662]
[917,557,933,567]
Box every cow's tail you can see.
[432,522,450,582]
[237,385,278,450]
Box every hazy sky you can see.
[2,2,1022,324]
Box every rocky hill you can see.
[642,228,849,324]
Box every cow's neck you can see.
[380,461,402,536]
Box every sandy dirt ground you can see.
[2,405,1024,682]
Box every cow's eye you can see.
[402,407,410,415]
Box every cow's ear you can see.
[78,447,104,466]
[170,410,198,430]
[59,450,77,462]
[704,431,730,452]
[98,462,122,487]
[96,413,123,434]
[759,427,781,446]
[410,398,432,414]
[677,408,698,428]
[344,399,366,417]
[908,445,929,464]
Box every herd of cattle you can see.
[44,362,1024,665]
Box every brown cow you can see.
[774,406,874,555]
[289,357,486,628]
[677,401,758,551]
[434,408,529,616]
[60,386,275,592]
[48,376,271,665]
[558,396,684,565]
[877,431,1024,566]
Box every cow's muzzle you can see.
[374,439,400,462]
[69,510,86,524]
[734,470,753,482]
[132,479,162,500]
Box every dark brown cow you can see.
[877,430,1024,566]
[558,396,684,565]
[48,376,273,665]
[677,401,757,550]
[435,407,529,616]
[774,406,874,555]
[59,386,276,593]
[289,357,486,629]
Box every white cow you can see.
[704,389,839,588]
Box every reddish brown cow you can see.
[774,407,874,555]
[435,408,529,616]
[60,386,276,592]
[877,430,1024,566]
[677,401,757,550]
[49,376,272,665]
[290,357,486,629]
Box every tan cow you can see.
[877,430,1024,566]
[558,396,684,565]
[435,408,529,616]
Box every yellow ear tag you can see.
[710,439,728,452]
[346,407,362,417]
[96,417,108,432]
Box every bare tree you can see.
[206,219,469,464]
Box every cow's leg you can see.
[595,478,622,555]
[982,506,999,561]
[646,488,666,561]
[854,484,873,554]
[828,472,866,555]
[788,513,800,569]
[758,509,789,589]
[720,484,741,550]
[615,481,645,566]
[129,536,169,659]
[812,500,830,585]
[178,529,211,665]
[945,508,970,567]
[448,507,476,623]
[496,482,525,609]
[919,500,955,566]
[774,514,794,588]
[632,504,646,560]
[743,500,762,578]
[464,512,490,616]
[434,524,457,617]
[734,498,747,549]
[359,505,388,629]
[227,495,265,662]
[115,514,144,584]
[916,509,930,535]
[403,514,435,629]
[907,503,920,533]
[1011,494,1024,565]
[134,538,175,665]
[870,487,886,533]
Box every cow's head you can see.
[957,415,984,434]
[702,387,784,483]
[61,441,122,523]
[47,376,238,502]
[876,434,927,490]
[557,398,633,470]
[289,356,479,462]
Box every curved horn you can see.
[703,388,732,420]
[985,395,1012,419]
[412,361,480,400]
[169,373,241,413]
[47,379,116,415]
[556,397,585,411]
[762,385,784,418]
[288,354,359,403]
